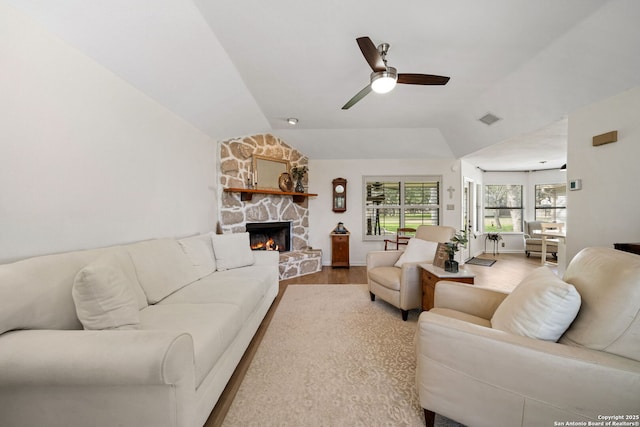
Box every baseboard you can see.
[480,250,523,254]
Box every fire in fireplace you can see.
[246,221,291,252]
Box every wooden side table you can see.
[331,232,350,268]
[614,242,640,255]
[419,263,475,311]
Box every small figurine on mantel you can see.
[333,222,349,234]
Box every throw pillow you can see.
[127,239,201,304]
[178,233,217,278]
[491,266,581,342]
[72,254,140,330]
[394,238,439,268]
[212,232,256,271]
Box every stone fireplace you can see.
[246,221,291,252]
[218,134,322,279]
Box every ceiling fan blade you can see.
[341,84,373,110]
[397,73,450,85]
[356,37,385,72]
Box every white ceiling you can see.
[6,0,640,170]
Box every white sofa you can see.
[416,247,640,427]
[0,232,278,427]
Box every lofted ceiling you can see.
[5,0,640,170]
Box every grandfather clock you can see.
[332,178,347,212]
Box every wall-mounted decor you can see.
[332,178,347,212]
[592,130,617,146]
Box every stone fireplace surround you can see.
[218,134,322,279]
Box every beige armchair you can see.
[416,247,640,427]
[523,220,559,258]
[367,225,455,320]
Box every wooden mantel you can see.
[224,187,318,204]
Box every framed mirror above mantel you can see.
[252,155,289,190]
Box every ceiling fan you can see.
[342,36,450,110]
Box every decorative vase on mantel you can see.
[291,165,308,193]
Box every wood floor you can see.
[281,252,551,292]
[204,252,551,427]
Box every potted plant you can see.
[291,165,308,193]
[444,230,469,273]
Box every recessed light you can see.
[287,118,298,125]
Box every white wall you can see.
[566,86,640,261]
[0,5,218,262]
[307,158,460,266]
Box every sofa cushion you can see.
[525,238,559,250]
[367,266,401,291]
[491,266,581,342]
[127,239,200,304]
[394,238,438,267]
[414,225,456,243]
[212,232,255,271]
[159,264,276,320]
[430,307,492,328]
[560,247,640,361]
[72,252,141,330]
[105,249,148,310]
[178,233,217,278]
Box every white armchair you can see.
[367,225,455,320]
[523,220,559,258]
[416,247,640,426]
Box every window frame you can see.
[534,183,567,223]
[362,175,442,242]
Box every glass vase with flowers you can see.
[291,165,308,193]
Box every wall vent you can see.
[479,113,501,126]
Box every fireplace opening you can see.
[246,221,291,252]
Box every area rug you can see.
[222,284,464,427]
[466,257,497,267]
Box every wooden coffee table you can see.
[419,263,475,311]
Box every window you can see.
[535,183,567,222]
[363,176,441,240]
[484,185,523,232]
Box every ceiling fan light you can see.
[371,67,397,94]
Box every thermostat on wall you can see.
[569,179,582,191]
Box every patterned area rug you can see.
[222,284,465,427]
